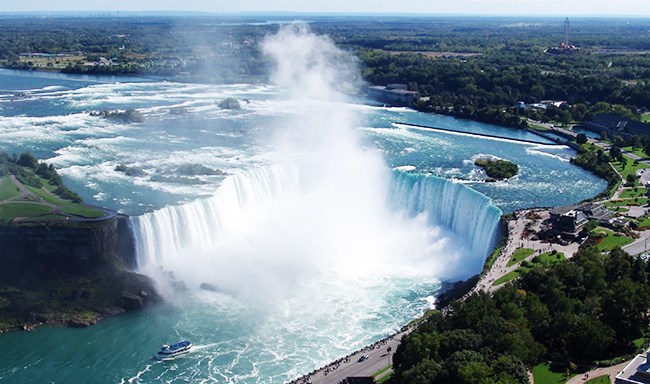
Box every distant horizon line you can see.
[0,11,649,19]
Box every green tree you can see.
[17,151,38,169]
[400,359,441,384]
[601,279,650,345]
[560,110,572,126]
[584,219,598,232]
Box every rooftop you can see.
[616,352,650,384]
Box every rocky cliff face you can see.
[0,214,159,332]
[0,215,136,287]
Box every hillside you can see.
[0,151,160,333]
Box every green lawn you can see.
[613,156,650,180]
[61,207,106,218]
[493,270,523,286]
[507,248,535,267]
[585,375,611,384]
[35,214,73,220]
[641,114,650,123]
[532,362,574,384]
[620,188,647,199]
[580,143,600,152]
[37,176,58,193]
[0,202,53,219]
[482,246,503,275]
[376,372,393,383]
[536,251,566,264]
[620,146,648,158]
[604,198,648,207]
[0,178,21,201]
[372,365,393,378]
[25,185,77,207]
[494,252,566,287]
[637,217,650,227]
[594,228,634,252]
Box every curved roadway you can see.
[0,175,116,223]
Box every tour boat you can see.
[156,340,192,360]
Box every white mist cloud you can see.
[262,23,360,102]
[137,24,479,312]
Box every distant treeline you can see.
[3,16,650,124]
[356,49,650,126]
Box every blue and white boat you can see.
[156,340,192,360]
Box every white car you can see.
[358,354,369,362]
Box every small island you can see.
[90,109,145,124]
[218,98,241,110]
[475,158,519,181]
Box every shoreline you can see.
[285,131,650,383]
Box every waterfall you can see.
[389,171,503,258]
[132,163,301,269]
[132,163,502,280]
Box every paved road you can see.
[289,331,408,384]
[0,175,115,222]
[623,230,650,256]
[563,360,630,384]
[291,123,650,384]
[470,208,582,295]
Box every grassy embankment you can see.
[532,362,578,384]
[493,251,566,286]
[0,170,105,221]
[585,376,611,384]
[593,228,635,252]
[0,178,21,200]
[372,365,393,383]
[17,55,85,70]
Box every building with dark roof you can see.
[367,84,420,107]
[584,113,650,140]
[549,205,588,232]
[549,203,619,233]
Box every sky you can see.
[2,0,650,17]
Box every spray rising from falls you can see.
[132,165,502,287]
[131,24,503,301]
[132,164,300,270]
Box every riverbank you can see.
[0,267,161,333]
[288,129,650,384]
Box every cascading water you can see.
[389,170,502,258]
[127,23,506,382]
[132,163,301,269]
[132,164,503,286]
[0,26,608,384]
[130,23,505,294]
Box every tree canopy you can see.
[392,246,650,384]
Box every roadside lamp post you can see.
[387,346,392,367]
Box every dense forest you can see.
[392,246,650,384]
[2,15,650,127]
